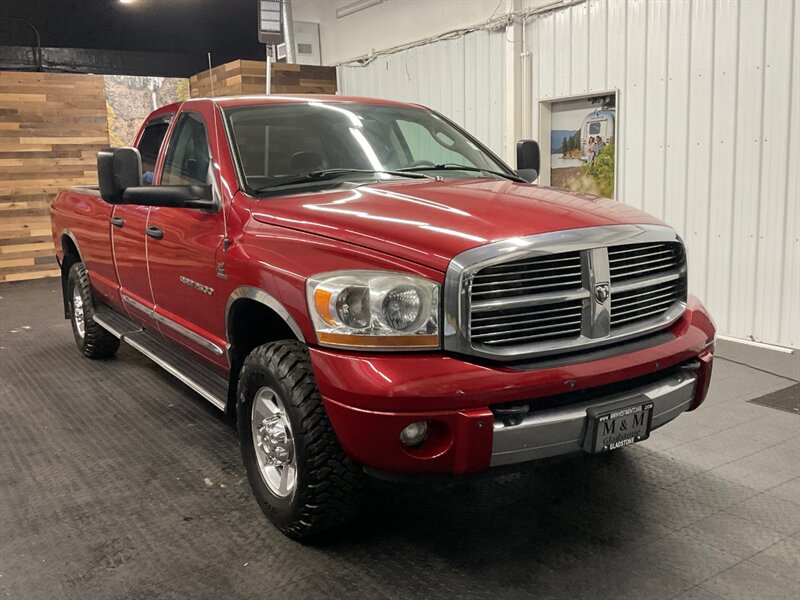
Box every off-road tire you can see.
[67,262,120,359]
[237,340,363,541]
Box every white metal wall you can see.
[527,0,799,348]
[336,0,798,348]
[337,29,507,158]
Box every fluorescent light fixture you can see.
[259,0,283,44]
[119,0,136,4]
[336,0,383,19]
[259,0,282,33]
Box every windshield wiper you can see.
[399,163,525,183]
[253,168,433,192]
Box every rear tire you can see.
[67,262,120,359]
[237,340,363,541]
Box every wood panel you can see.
[270,63,337,95]
[0,71,109,283]
[190,60,337,97]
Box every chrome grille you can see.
[471,299,584,347]
[471,253,582,302]
[610,279,686,328]
[609,243,686,330]
[609,242,684,283]
[445,225,688,361]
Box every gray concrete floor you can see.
[1,279,798,600]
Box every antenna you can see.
[207,52,215,98]
[207,52,230,251]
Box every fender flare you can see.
[224,286,305,343]
[61,229,84,263]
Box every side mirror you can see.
[121,185,216,210]
[98,147,142,203]
[516,139,540,183]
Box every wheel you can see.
[67,262,120,359]
[237,340,363,540]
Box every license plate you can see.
[584,399,654,454]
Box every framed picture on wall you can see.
[538,91,618,199]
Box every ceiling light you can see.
[336,0,383,19]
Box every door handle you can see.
[110,216,124,228]
[146,226,164,240]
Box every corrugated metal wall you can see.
[337,0,798,348]
[337,29,507,157]
[527,0,799,348]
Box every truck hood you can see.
[249,179,665,272]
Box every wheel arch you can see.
[224,286,306,412]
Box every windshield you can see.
[223,102,513,194]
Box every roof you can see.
[585,108,616,119]
[193,95,422,110]
[140,95,426,128]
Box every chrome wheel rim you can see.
[251,386,297,498]
[72,284,85,339]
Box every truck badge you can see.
[594,283,610,304]
[179,276,214,296]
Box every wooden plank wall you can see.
[270,64,337,94]
[190,60,337,97]
[0,71,109,283]
[189,60,260,98]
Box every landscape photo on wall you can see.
[548,92,616,198]
[104,76,190,147]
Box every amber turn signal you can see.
[316,332,439,349]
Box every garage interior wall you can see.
[527,0,798,349]
[189,61,337,97]
[337,29,507,159]
[0,72,110,283]
[336,0,798,349]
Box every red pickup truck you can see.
[50,96,715,539]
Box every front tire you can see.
[67,262,120,359]
[237,341,363,540]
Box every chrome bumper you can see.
[490,365,698,466]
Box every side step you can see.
[94,307,229,412]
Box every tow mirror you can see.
[97,147,142,203]
[97,146,215,210]
[121,184,215,210]
[516,140,540,183]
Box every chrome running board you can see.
[94,307,228,412]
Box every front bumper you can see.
[311,296,715,475]
[491,361,699,466]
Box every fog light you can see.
[399,421,428,447]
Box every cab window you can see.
[161,113,211,186]
[136,120,170,185]
[396,119,476,167]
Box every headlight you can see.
[306,271,440,349]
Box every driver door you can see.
[145,109,228,369]
[112,113,171,327]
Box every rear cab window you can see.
[136,117,171,185]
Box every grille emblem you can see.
[594,283,610,304]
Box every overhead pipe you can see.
[1,16,42,71]
[281,0,297,64]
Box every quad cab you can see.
[51,96,715,540]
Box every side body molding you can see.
[225,286,305,343]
